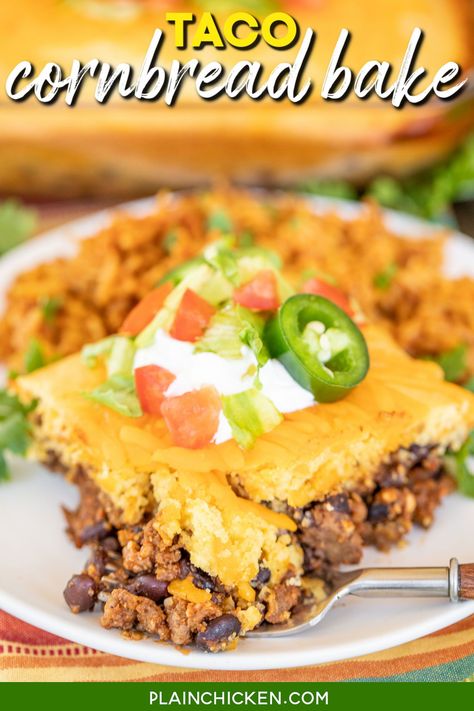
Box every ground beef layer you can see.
[291,444,453,581]
[53,442,452,652]
[60,470,301,652]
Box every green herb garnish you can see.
[373,263,398,290]
[464,377,474,393]
[40,296,62,325]
[299,133,474,223]
[0,200,37,256]
[298,179,358,201]
[0,390,36,481]
[238,231,254,248]
[24,339,46,374]
[207,209,234,234]
[162,230,177,255]
[445,432,474,498]
[429,345,468,383]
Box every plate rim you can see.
[1,579,473,671]
[1,193,473,671]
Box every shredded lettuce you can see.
[82,337,116,368]
[107,337,135,378]
[195,305,268,365]
[204,247,240,286]
[239,315,269,367]
[222,388,282,449]
[83,335,136,377]
[195,307,244,359]
[83,375,142,418]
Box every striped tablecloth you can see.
[1,610,473,682]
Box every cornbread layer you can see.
[16,326,474,518]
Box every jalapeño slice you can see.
[265,294,369,403]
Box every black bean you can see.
[409,444,432,463]
[127,575,169,602]
[63,574,97,613]
[79,520,110,544]
[191,566,216,592]
[102,536,120,553]
[179,557,191,580]
[251,566,271,588]
[326,494,350,514]
[368,502,390,522]
[195,615,241,650]
[86,548,107,578]
[376,465,407,489]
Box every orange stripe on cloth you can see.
[1,611,473,682]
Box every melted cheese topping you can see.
[16,325,474,586]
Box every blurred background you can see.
[0,0,473,247]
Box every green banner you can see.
[0,682,472,710]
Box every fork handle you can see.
[459,564,474,600]
[350,559,474,601]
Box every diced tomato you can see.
[135,365,176,415]
[300,278,355,318]
[170,289,216,342]
[233,270,279,311]
[161,386,221,449]
[120,283,172,336]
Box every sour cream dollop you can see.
[134,329,315,444]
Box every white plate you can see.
[0,196,473,671]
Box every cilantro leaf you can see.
[162,230,177,255]
[445,432,474,498]
[298,179,358,201]
[0,389,36,482]
[373,263,398,290]
[430,345,468,383]
[40,296,62,324]
[299,133,474,223]
[464,377,474,393]
[0,412,31,455]
[81,336,116,368]
[0,200,37,256]
[207,209,234,234]
[238,231,254,248]
[24,338,46,373]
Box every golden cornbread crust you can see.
[16,325,474,516]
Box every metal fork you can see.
[248,558,474,638]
